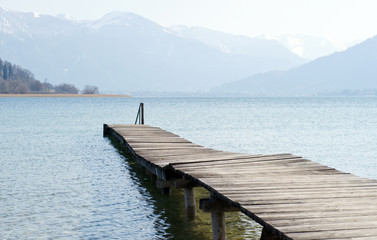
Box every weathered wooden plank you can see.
[184,171,344,180]
[134,146,212,152]
[143,152,247,163]
[170,155,305,169]
[175,163,336,173]
[134,147,207,153]
[130,143,200,148]
[337,237,377,240]
[211,182,377,192]
[199,175,371,184]
[231,196,377,206]
[254,208,377,220]
[126,138,192,143]
[133,147,204,151]
[136,148,221,158]
[168,153,293,166]
[268,215,377,227]
[117,129,179,134]
[241,202,377,215]
[110,124,161,130]
[230,191,377,202]
[277,221,377,233]
[150,154,258,165]
[285,228,377,240]
[218,189,377,199]
[218,185,377,194]
[194,173,365,182]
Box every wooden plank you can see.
[121,133,182,138]
[130,143,201,148]
[133,147,204,151]
[198,174,371,183]
[254,208,377,220]
[231,196,377,206]
[277,220,377,233]
[136,148,221,158]
[119,130,180,135]
[134,146,204,151]
[184,171,344,180]
[175,162,336,172]
[194,174,365,182]
[150,153,257,165]
[268,215,377,227]
[211,182,377,192]
[170,155,304,168]
[168,153,292,166]
[218,185,377,195]
[126,138,192,143]
[229,191,377,201]
[142,152,247,163]
[285,228,377,240]
[241,201,377,215]
[110,124,160,130]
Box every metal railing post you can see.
[135,103,144,125]
[140,103,144,124]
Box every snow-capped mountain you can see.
[0,7,83,37]
[0,8,305,92]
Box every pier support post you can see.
[156,178,198,218]
[210,193,226,240]
[184,186,196,218]
[211,209,226,240]
[200,193,238,240]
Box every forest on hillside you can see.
[0,58,88,94]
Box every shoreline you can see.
[0,94,132,98]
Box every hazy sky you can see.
[1,0,376,41]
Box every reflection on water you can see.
[109,137,262,239]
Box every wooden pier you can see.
[104,123,377,240]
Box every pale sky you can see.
[1,0,377,42]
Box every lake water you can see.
[1,96,377,239]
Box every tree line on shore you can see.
[0,58,98,94]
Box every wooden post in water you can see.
[211,210,226,240]
[210,193,226,240]
[156,178,197,216]
[200,193,238,240]
[183,177,196,218]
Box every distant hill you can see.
[0,58,80,94]
[0,58,45,93]
[214,35,377,96]
[0,8,305,92]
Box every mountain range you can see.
[0,7,304,92]
[215,35,377,96]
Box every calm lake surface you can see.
[1,96,377,239]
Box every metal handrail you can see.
[135,103,144,124]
